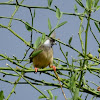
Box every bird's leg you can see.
[35,67,38,72]
[50,65,56,72]
[50,65,67,100]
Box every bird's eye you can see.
[51,39,55,42]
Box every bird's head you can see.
[43,32,56,47]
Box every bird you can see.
[29,33,67,99]
[29,32,56,72]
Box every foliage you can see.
[0,0,100,100]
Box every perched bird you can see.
[29,32,56,72]
[29,33,67,99]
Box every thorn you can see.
[3,74,6,77]
[6,63,8,66]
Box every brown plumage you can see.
[30,45,53,69]
[29,32,56,72]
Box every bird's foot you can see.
[51,65,56,72]
[35,67,38,72]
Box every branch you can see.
[6,76,22,100]
[0,3,100,23]
[8,0,24,27]
[7,64,49,99]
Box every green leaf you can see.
[48,0,53,7]
[80,59,83,66]
[34,33,46,49]
[86,0,93,10]
[48,18,52,32]
[68,35,73,45]
[47,90,53,99]
[25,22,32,31]
[96,6,100,10]
[56,21,67,28]
[0,90,4,100]
[94,21,100,32]
[94,0,99,7]
[30,50,43,58]
[41,33,46,44]
[56,8,61,19]
[74,4,78,13]
[75,0,84,8]
[34,37,41,49]
[54,96,58,100]
[61,64,67,67]
[66,52,68,56]
[38,95,45,99]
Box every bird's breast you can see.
[32,46,53,68]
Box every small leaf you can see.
[42,33,46,40]
[56,21,67,28]
[80,59,83,66]
[48,18,52,32]
[94,0,99,7]
[68,35,73,45]
[94,22,100,32]
[56,8,61,19]
[38,95,45,99]
[86,0,89,9]
[96,6,100,11]
[66,52,68,56]
[25,22,32,31]
[86,0,92,10]
[54,6,57,9]
[54,96,58,100]
[61,64,67,67]
[48,0,53,7]
[75,0,84,8]
[47,90,53,99]
[29,50,43,58]
[34,37,41,49]
[74,4,78,13]
[0,90,4,100]
[41,33,46,44]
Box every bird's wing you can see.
[29,51,34,63]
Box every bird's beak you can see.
[54,41,57,45]
[54,38,60,45]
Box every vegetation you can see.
[0,0,100,100]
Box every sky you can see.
[0,0,100,100]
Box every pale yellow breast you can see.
[32,45,53,68]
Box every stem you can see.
[78,12,91,89]
[0,24,35,49]
[90,24,100,45]
[85,13,91,56]
[7,64,49,99]
[0,3,100,23]
[78,16,85,54]
[54,70,67,100]
[6,76,22,100]
[8,0,24,27]
[0,78,14,84]
[0,54,29,69]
